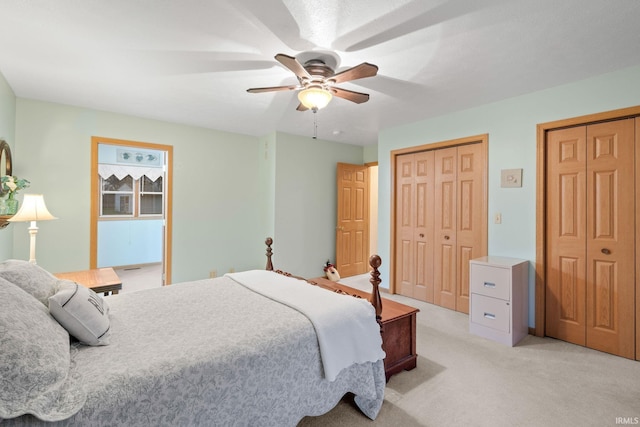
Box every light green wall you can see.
[378,64,640,327]
[0,71,16,260]
[258,132,277,243]
[14,99,266,281]
[11,98,365,282]
[272,132,363,278]
[363,144,378,163]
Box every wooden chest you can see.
[310,277,419,381]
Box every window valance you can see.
[98,164,163,181]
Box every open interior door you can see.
[335,163,370,278]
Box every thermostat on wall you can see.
[501,169,522,188]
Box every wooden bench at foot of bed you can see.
[264,237,419,381]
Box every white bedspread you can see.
[226,270,386,381]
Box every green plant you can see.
[1,175,30,197]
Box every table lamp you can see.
[8,194,57,264]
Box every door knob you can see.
[419,233,424,238]
[601,248,611,255]
[444,235,450,240]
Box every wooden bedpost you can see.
[265,237,274,271]
[368,255,383,330]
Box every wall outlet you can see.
[209,270,217,278]
[494,213,502,224]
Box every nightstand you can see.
[54,267,123,296]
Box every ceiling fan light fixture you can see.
[298,86,332,110]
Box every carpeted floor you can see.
[114,263,163,294]
[298,274,640,427]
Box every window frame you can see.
[99,175,135,218]
[138,175,164,217]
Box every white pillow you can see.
[0,259,59,307]
[49,280,111,346]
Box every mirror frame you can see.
[0,139,12,179]
[0,140,13,226]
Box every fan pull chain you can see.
[312,107,318,139]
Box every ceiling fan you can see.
[246,53,378,112]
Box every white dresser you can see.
[469,256,529,346]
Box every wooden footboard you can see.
[264,237,419,381]
[264,237,384,330]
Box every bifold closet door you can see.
[396,151,434,302]
[546,126,587,345]
[396,142,485,313]
[546,119,635,359]
[434,147,458,310]
[455,143,485,314]
[433,144,484,314]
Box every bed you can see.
[0,238,386,426]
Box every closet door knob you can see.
[601,248,611,255]
[419,233,425,238]
[444,235,450,240]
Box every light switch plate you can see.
[501,169,522,188]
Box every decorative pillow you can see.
[0,259,58,307]
[0,277,86,421]
[49,280,111,346]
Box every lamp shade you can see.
[8,194,57,222]
[298,87,332,110]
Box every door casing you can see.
[90,136,173,284]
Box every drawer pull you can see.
[483,312,496,320]
[483,282,496,288]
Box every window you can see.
[100,174,163,217]
[101,175,134,216]
[140,176,163,215]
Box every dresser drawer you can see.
[470,264,510,300]
[470,294,510,333]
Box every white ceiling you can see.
[1,0,639,146]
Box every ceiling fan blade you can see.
[121,50,279,76]
[233,0,315,52]
[330,63,378,84]
[296,103,309,112]
[247,84,301,93]
[355,74,430,99]
[333,0,505,52]
[331,87,370,104]
[275,54,311,80]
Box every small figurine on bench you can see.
[324,260,340,282]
